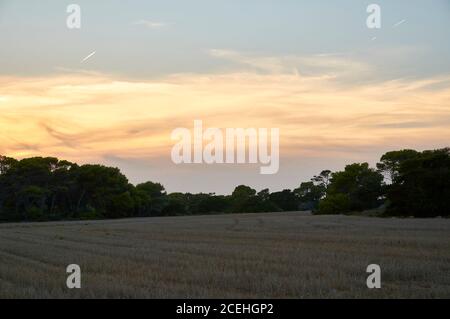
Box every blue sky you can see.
[1,0,449,79]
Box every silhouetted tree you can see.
[294,181,325,210]
[377,149,419,183]
[386,148,450,217]
[312,170,332,190]
[134,181,167,216]
[0,156,18,175]
[317,163,384,214]
[0,149,448,222]
[269,189,298,211]
[231,185,257,213]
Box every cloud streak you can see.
[393,19,406,28]
[133,19,170,29]
[81,51,96,63]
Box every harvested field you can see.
[0,212,449,298]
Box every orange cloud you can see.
[0,64,449,166]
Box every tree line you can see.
[0,147,449,222]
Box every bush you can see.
[79,206,99,220]
[316,194,350,215]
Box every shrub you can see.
[316,194,350,215]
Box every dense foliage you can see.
[384,148,450,217]
[0,147,449,222]
[315,148,450,217]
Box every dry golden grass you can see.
[0,212,449,298]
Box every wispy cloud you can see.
[1,51,449,190]
[133,19,170,29]
[208,49,371,79]
[1,67,449,161]
[209,49,286,73]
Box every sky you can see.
[0,0,449,194]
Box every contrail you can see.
[393,19,406,28]
[81,51,96,63]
